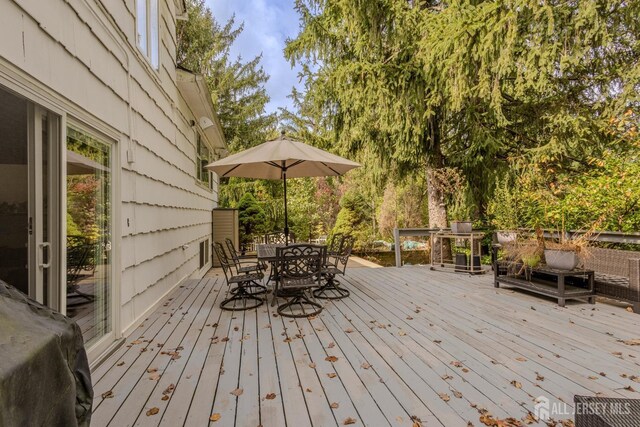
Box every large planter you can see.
[496,231,517,244]
[544,249,578,271]
[450,221,472,233]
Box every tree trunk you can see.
[426,114,451,263]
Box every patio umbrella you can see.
[205,132,360,243]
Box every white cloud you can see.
[206,0,304,116]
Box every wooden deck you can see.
[91,265,640,426]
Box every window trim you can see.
[136,0,160,70]
[196,133,213,190]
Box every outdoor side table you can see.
[493,246,596,307]
[429,231,486,274]
[574,395,640,426]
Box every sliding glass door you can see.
[0,87,59,308]
[65,125,113,347]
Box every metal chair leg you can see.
[221,286,264,311]
[277,291,323,318]
[313,275,350,300]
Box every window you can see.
[199,239,209,269]
[136,0,159,69]
[196,134,212,189]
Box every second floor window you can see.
[136,0,159,69]
[196,134,212,189]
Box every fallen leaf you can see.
[516,357,527,362]
[101,390,113,399]
[536,373,545,381]
[588,376,598,380]
[454,390,463,398]
[327,373,337,378]
[265,393,276,400]
[599,372,607,377]
[345,328,354,333]
[627,307,634,312]
[230,388,244,397]
[620,339,640,346]
[442,374,453,380]
[327,342,335,348]
[361,362,371,369]
[433,340,442,344]
[116,361,125,367]
[439,393,450,402]
[406,316,414,320]
[630,375,640,383]
[326,356,338,363]
[510,380,522,389]
[146,407,159,416]
[161,395,169,401]
[306,388,312,392]
[163,384,175,395]
[451,361,463,368]
[330,402,339,409]
[462,368,470,373]
[149,372,161,381]
[308,363,316,368]
[210,413,221,422]
[343,417,357,425]
[522,412,537,424]
[624,385,636,392]
[398,330,407,336]
[131,340,142,345]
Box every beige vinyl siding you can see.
[2,0,218,334]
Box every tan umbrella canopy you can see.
[205,132,360,242]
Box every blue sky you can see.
[206,0,304,116]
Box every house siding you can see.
[0,0,221,350]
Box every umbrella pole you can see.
[283,167,289,245]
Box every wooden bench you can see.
[582,247,640,313]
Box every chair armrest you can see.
[629,258,640,291]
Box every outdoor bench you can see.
[582,247,640,313]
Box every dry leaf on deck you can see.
[131,340,142,345]
[146,407,159,416]
[265,393,276,400]
[116,361,125,367]
[161,395,169,401]
[627,307,634,312]
[536,373,545,381]
[147,367,158,373]
[454,391,463,398]
[398,330,407,336]
[345,328,354,333]
[101,390,113,399]
[328,342,335,348]
[327,373,337,378]
[620,339,640,346]
[441,374,453,380]
[308,363,316,368]
[624,386,636,392]
[326,356,338,363]
[451,361,463,368]
[230,388,244,396]
[510,380,522,389]
[210,413,221,422]
[148,372,161,381]
[462,368,469,373]
[361,362,371,369]
[439,393,450,402]
[343,417,357,425]
[330,402,339,409]
[522,412,537,424]
[516,357,527,362]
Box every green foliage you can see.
[486,175,520,230]
[177,0,276,151]
[237,193,268,246]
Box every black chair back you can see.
[327,233,344,255]
[276,244,326,288]
[213,242,233,281]
[265,232,288,245]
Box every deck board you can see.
[92,266,640,427]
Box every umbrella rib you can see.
[321,162,341,175]
[222,164,242,177]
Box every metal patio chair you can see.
[315,235,354,300]
[327,232,344,256]
[275,244,326,318]
[264,232,288,245]
[225,238,266,273]
[214,242,264,311]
